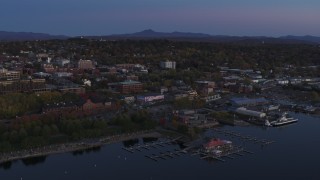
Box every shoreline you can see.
[0,130,162,164]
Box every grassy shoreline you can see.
[0,130,161,164]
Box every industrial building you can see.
[230,97,269,107]
[235,107,266,118]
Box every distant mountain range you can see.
[0,31,68,41]
[1,29,320,44]
[86,29,320,44]
[279,35,320,44]
[110,29,212,38]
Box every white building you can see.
[202,94,221,103]
[83,79,92,87]
[57,59,70,67]
[136,94,165,103]
[160,61,176,69]
[277,79,289,85]
[235,107,266,118]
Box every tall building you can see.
[78,60,94,70]
[160,61,176,69]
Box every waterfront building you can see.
[203,139,233,152]
[235,107,266,118]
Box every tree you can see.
[18,128,28,140]
[311,91,320,102]
[41,125,52,137]
[177,125,189,134]
[32,126,42,136]
[9,130,19,143]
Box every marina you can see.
[1,113,319,180]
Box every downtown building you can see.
[108,80,143,94]
[0,69,20,80]
[78,60,95,70]
[0,79,49,94]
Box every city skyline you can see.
[1,0,320,36]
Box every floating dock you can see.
[199,145,250,162]
[145,149,187,161]
[213,129,275,145]
[122,137,182,153]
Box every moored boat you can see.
[270,112,298,126]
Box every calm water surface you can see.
[1,113,319,180]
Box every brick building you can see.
[0,79,49,94]
[78,60,94,70]
[0,69,20,80]
[108,80,143,94]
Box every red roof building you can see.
[203,139,232,150]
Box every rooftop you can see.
[119,80,142,85]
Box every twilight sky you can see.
[1,0,320,36]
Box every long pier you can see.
[122,137,182,153]
[213,129,275,145]
[145,149,187,161]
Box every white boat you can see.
[265,119,272,127]
[304,106,316,112]
[270,112,298,126]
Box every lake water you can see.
[1,113,319,180]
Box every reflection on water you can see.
[72,146,101,156]
[122,139,139,147]
[176,141,187,149]
[1,156,48,170]
[85,146,101,153]
[72,150,85,156]
[0,113,319,180]
[142,137,158,144]
[0,161,13,170]
[21,156,47,166]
